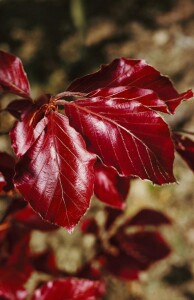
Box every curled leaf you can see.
[0,50,30,98]
[94,161,130,209]
[67,57,193,113]
[173,133,194,172]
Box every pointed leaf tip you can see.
[0,50,30,98]
[14,111,96,230]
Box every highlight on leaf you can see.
[0,50,30,98]
[173,132,194,172]
[0,50,192,231]
[14,111,96,231]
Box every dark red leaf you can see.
[118,231,171,268]
[32,278,105,300]
[12,204,58,231]
[101,231,171,280]
[5,99,33,119]
[67,58,193,113]
[88,86,169,113]
[14,111,96,231]
[99,252,140,280]
[80,217,99,235]
[10,94,51,158]
[126,208,171,227]
[0,173,6,192]
[31,249,64,276]
[0,222,9,243]
[94,161,130,209]
[0,231,32,300]
[173,133,194,172]
[64,97,175,185]
[10,108,48,158]
[0,51,30,98]
[2,198,27,221]
[76,263,102,281]
[0,152,15,191]
[104,207,123,230]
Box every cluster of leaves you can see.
[0,170,171,299]
[0,50,194,299]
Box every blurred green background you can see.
[1,0,194,299]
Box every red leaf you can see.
[94,161,130,209]
[0,152,15,191]
[12,204,58,231]
[80,217,99,235]
[126,208,171,227]
[0,172,6,192]
[173,133,194,172]
[118,231,171,268]
[5,99,33,119]
[99,252,140,280]
[14,111,96,231]
[104,207,123,230]
[31,249,63,276]
[0,270,28,300]
[67,58,192,113]
[10,94,51,158]
[10,108,48,158]
[101,231,171,280]
[64,98,175,185]
[0,51,30,98]
[32,278,105,300]
[88,86,169,113]
[0,232,32,300]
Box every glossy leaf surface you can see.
[32,278,105,300]
[65,98,175,184]
[10,94,51,158]
[173,133,194,172]
[67,58,193,113]
[88,86,169,113]
[14,111,96,231]
[10,106,47,158]
[0,50,30,98]
[94,161,130,209]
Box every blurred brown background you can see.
[1,0,194,299]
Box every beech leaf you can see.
[5,98,33,119]
[173,133,194,172]
[12,204,58,231]
[94,161,130,209]
[0,232,32,300]
[14,111,96,231]
[0,50,30,98]
[32,278,105,300]
[126,208,171,226]
[67,58,193,113]
[64,98,175,184]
